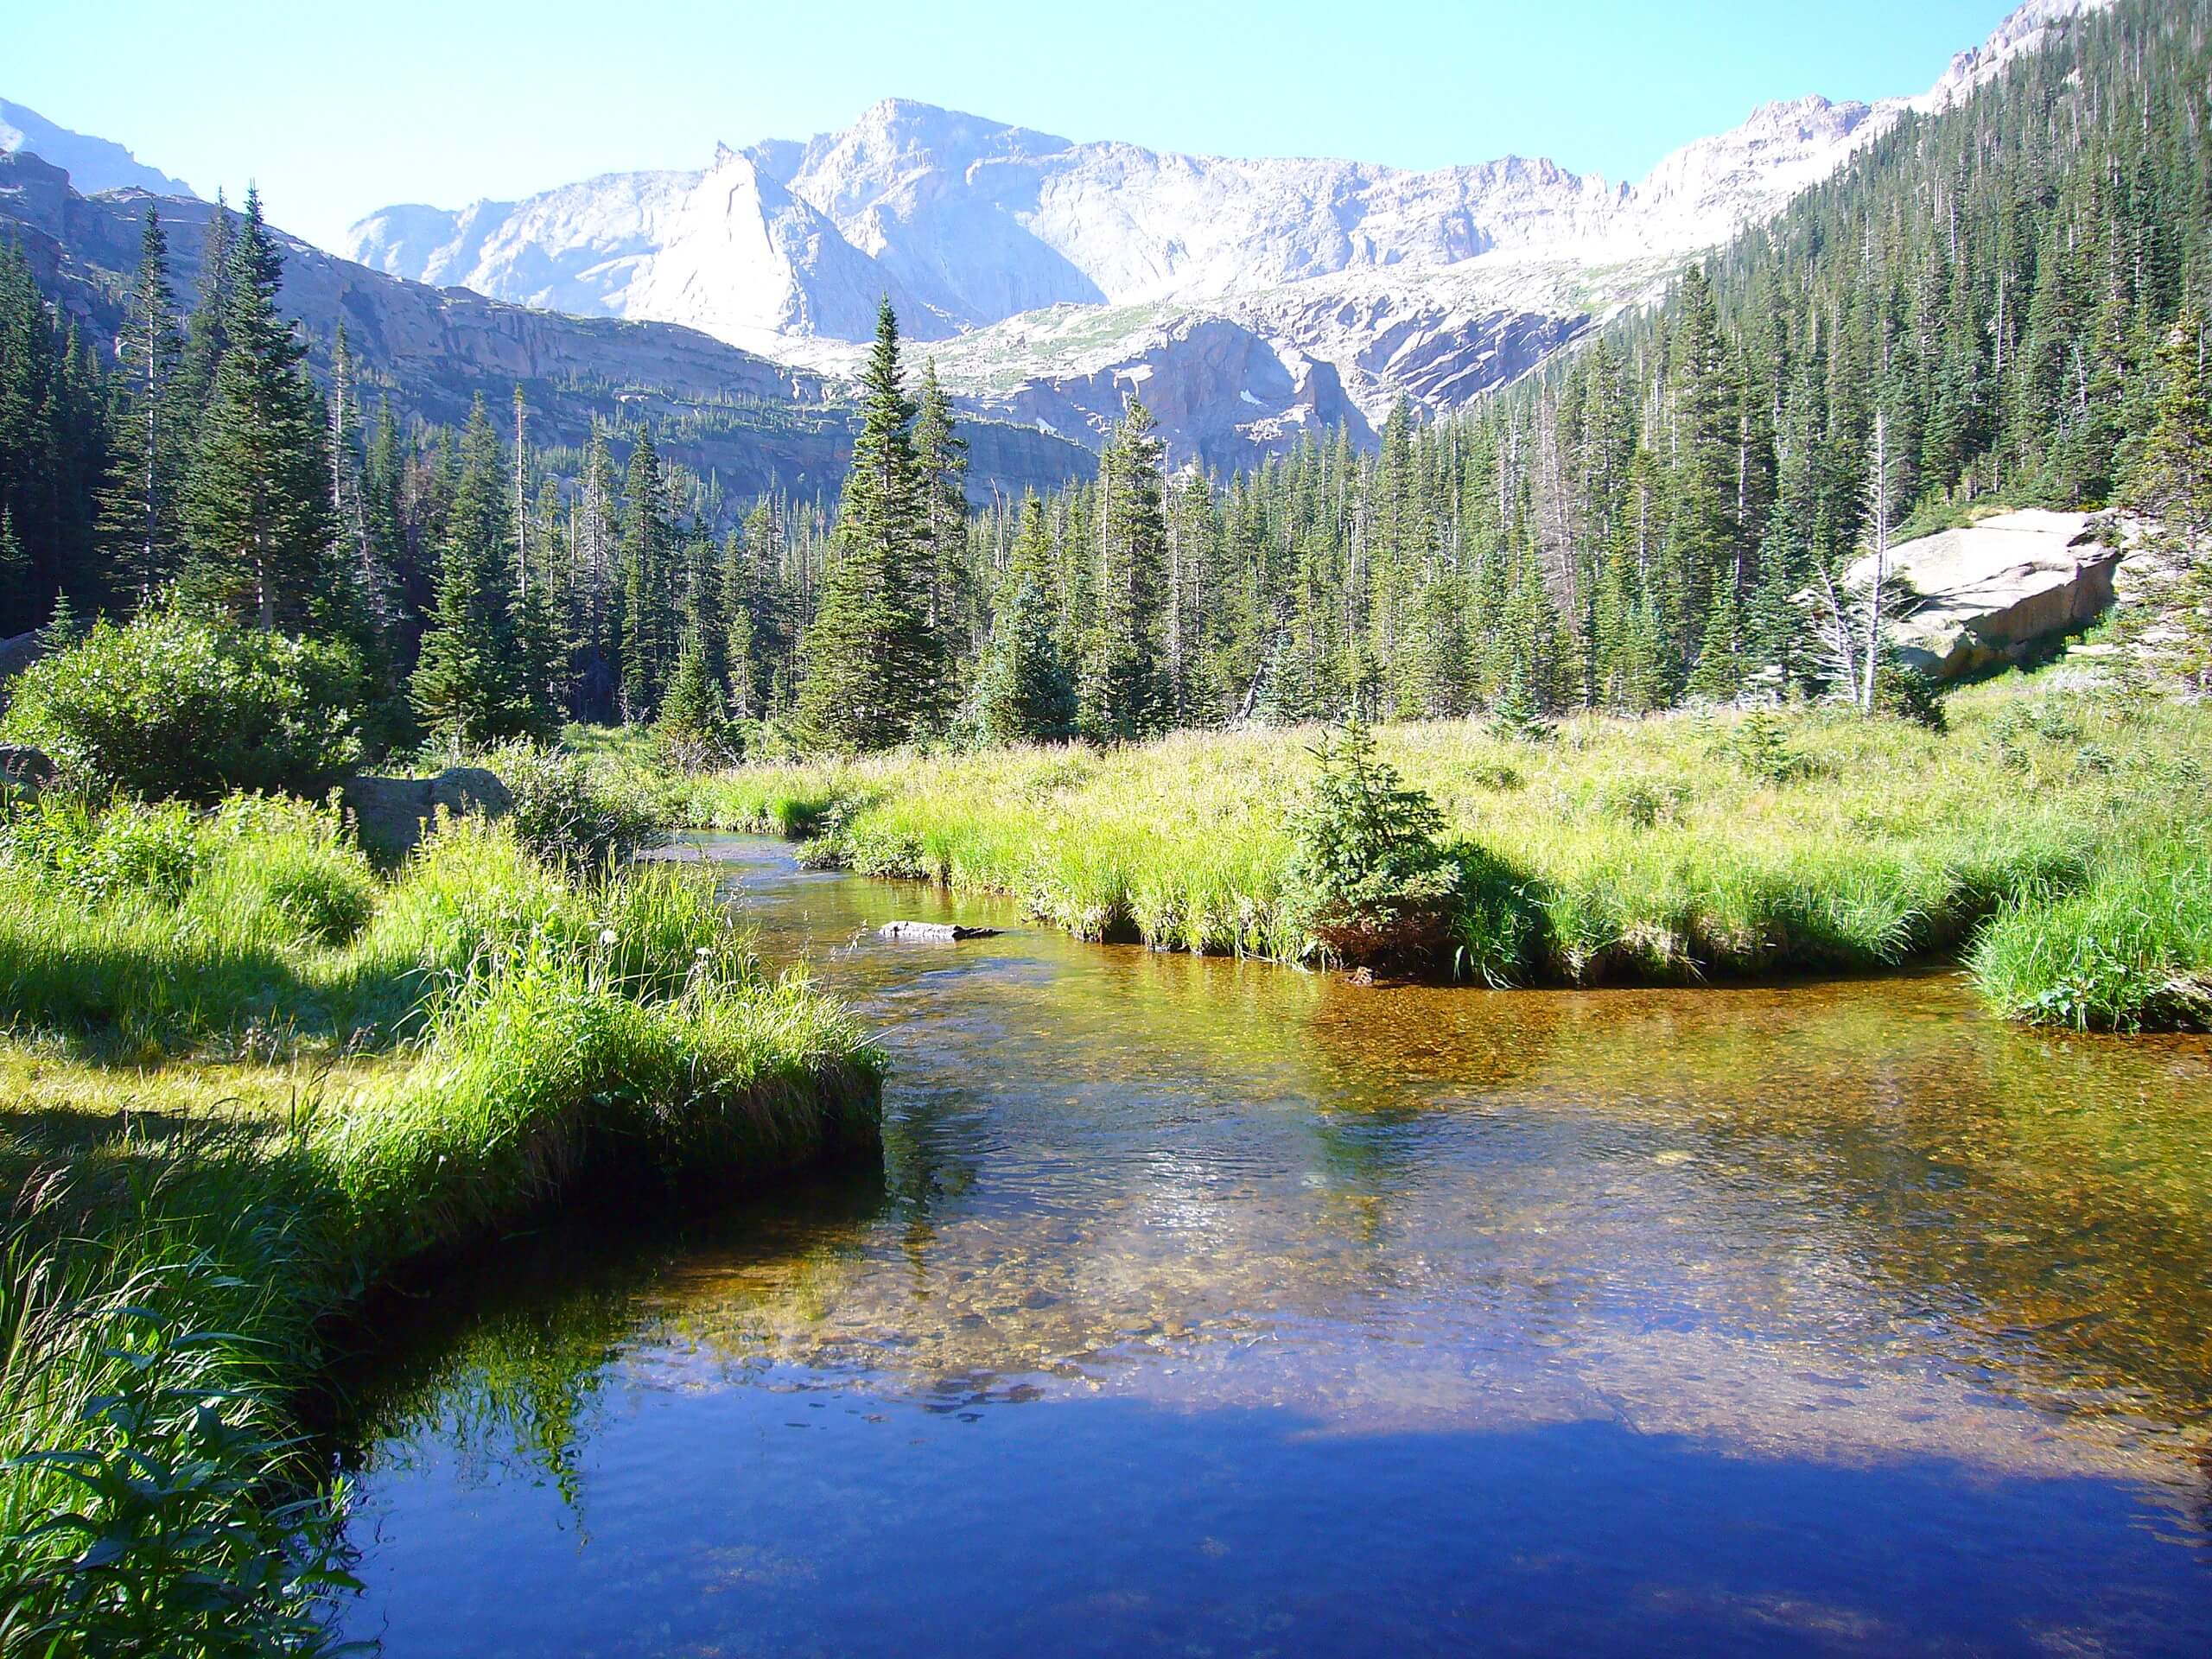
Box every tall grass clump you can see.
[1971,839,2212,1031]
[0,1128,358,1656]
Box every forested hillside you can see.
[950,0,2209,734]
[2,0,2206,750]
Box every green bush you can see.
[1873,661,1949,732]
[0,609,362,804]
[1715,710,1811,783]
[1282,720,1459,967]
[492,742,671,870]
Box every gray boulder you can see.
[341,766,512,857]
[1845,509,2127,680]
[0,744,58,791]
[0,630,46,707]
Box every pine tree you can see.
[1662,264,1742,664]
[179,188,335,632]
[172,193,232,420]
[1857,406,1903,712]
[1080,399,1169,741]
[912,356,969,641]
[0,242,108,632]
[796,300,938,751]
[38,586,82,652]
[0,510,24,610]
[975,497,1076,744]
[1683,568,1745,702]
[410,397,527,745]
[658,625,737,762]
[2125,308,2212,684]
[617,430,676,721]
[98,206,184,600]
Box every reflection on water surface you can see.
[334,838,2212,1656]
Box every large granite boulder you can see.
[341,766,512,857]
[1844,509,2126,680]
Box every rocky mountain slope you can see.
[346,0,2111,465]
[0,151,1089,504]
[0,98,194,199]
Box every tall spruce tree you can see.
[172,192,232,421]
[975,496,1075,743]
[617,430,677,721]
[912,356,969,643]
[2125,308,2212,683]
[1080,399,1169,741]
[0,242,108,632]
[98,207,183,600]
[411,397,529,744]
[796,300,939,751]
[179,188,335,631]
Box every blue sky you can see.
[13,0,2019,252]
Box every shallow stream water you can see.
[332,836,2212,1656]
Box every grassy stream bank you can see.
[671,674,2212,1032]
[0,798,882,1653]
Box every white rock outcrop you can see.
[1847,510,2124,679]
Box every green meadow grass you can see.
[674,673,2212,1027]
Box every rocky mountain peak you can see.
[324,0,2115,464]
[0,97,195,199]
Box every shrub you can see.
[1873,661,1949,732]
[1589,779,1686,829]
[1282,721,1459,967]
[1713,710,1809,784]
[0,609,361,804]
[1485,674,1554,744]
[491,743,671,870]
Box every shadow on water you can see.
[327,837,2212,1655]
[334,1371,2212,1658]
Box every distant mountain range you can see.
[0,1,2111,476]
[339,0,2111,464]
[0,151,1090,505]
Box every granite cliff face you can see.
[0,151,1090,504]
[343,1,2113,461]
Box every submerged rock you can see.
[878,920,999,942]
[342,766,512,857]
[1845,509,2127,680]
